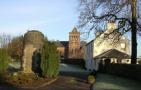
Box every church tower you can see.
[69,27,80,59]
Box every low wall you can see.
[61,59,85,68]
[102,64,141,81]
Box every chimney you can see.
[107,20,116,33]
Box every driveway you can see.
[39,76,90,90]
[59,63,90,80]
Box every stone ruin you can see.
[22,30,44,73]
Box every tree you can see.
[79,0,141,64]
[41,39,59,78]
[7,36,24,61]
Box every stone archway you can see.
[32,50,42,76]
[22,30,44,73]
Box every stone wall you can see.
[103,64,141,81]
[57,47,65,57]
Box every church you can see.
[57,27,84,59]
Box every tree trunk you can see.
[131,0,137,64]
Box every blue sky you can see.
[137,36,141,57]
[0,0,140,57]
[0,0,79,40]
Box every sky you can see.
[0,0,140,57]
[0,0,79,40]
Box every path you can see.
[39,76,89,90]
[59,63,89,80]
[40,63,90,90]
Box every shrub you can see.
[88,75,96,84]
[41,40,59,78]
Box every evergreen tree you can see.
[41,40,59,78]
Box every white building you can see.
[84,21,130,71]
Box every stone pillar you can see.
[22,44,36,73]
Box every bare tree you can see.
[79,0,141,64]
[0,33,12,48]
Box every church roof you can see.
[56,42,64,47]
[57,41,69,47]
[61,41,69,47]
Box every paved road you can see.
[93,73,141,90]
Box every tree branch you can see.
[137,21,141,29]
[91,13,132,25]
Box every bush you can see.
[41,40,59,78]
[0,48,10,72]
